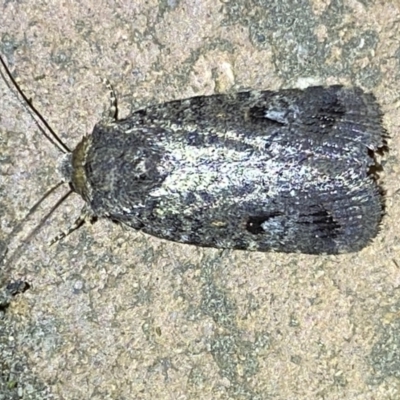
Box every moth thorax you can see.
[70,136,91,200]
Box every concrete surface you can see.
[1,0,400,399]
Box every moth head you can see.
[0,54,85,281]
[58,152,73,183]
[57,144,91,202]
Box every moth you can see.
[1,56,386,256]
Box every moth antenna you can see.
[2,181,65,255]
[1,186,74,287]
[0,54,71,154]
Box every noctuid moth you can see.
[0,55,386,256]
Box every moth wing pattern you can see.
[71,85,385,254]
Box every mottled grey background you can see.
[1,1,400,399]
